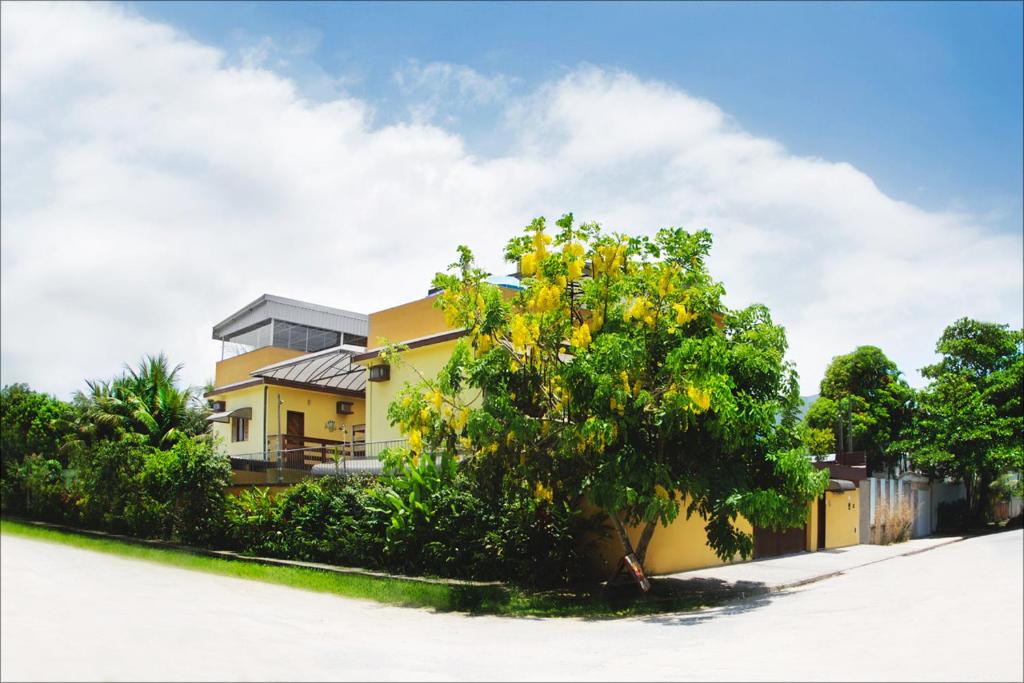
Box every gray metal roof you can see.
[213,294,368,340]
[250,345,367,394]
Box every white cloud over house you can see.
[2,2,1021,398]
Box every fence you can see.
[864,476,966,540]
[228,439,407,484]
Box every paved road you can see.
[2,530,1022,682]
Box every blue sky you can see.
[135,1,1023,231]
[2,1,1022,397]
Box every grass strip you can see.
[1,518,716,618]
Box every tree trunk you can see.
[608,510,636,557]
[634,521,658,567]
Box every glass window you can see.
[231,417,249,442]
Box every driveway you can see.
[2,529,1022,681]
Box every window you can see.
[231,416,249,442]
[272,321,341,353]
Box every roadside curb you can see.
[2,517,505,589]
[765,535,968,595]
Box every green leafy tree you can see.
[803,346,913,472]
[903,319,1023,524]
[384,214,826,576]
[0,384,77,475]
[72,353,209,449]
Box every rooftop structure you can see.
[213,294,368,359]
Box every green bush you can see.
[19,456,71,522]
[141,436,231,545]
[70,434,151,533]
[225,487,287,556]
[275,475,384,566]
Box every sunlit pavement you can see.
[2,529,1022,682]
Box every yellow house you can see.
[205,294,369,485]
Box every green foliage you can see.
[225,487,285,556]
[72,353,209,450]
[0,383,77,473]
[274,475,383,565]
[140,436,231,545]
[70,433,151,533]
[803,346,913,472]
[903,319,1023,524]
[12,456,70,522]
[385,214,826,571]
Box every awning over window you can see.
[207,406,253,423]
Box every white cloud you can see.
[2,2,1021,399]
[393,59,515,123]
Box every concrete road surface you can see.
[2,529,1022,681]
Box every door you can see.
[817,496,827,549]
[285,411,304,451]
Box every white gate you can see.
[914,488,931,538]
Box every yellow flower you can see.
[687,386,712,413]
[408,429,423,452]
[562,241,585,258]
[420,407,431,422]
[520,252,538,276]
[654,484,670,500]
[567,258,584,280]
[429,389,443,410]
[624,297,656,328]
[674,302,697,326]
[620,371,631,393]
[657,269,675,297]
[510,314,539,352]
[534,482,553,502]
[570,322,592,349]
[532,230,552,256]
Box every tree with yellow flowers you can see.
[385,214,826,579]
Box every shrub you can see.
[141,436,231,545]
[19,456,71,522]
[937,498,969,532]
[274,475,384,566]
[871,496,914,544]
[225,487,286,556]
[69,434,151,533]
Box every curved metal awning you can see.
[827,479,856,492]
[207,406,253,423]
[250,345,366,394]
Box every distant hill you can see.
[797,394,819,421]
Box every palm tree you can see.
[73,353,209,449]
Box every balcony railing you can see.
[228,438,409,483]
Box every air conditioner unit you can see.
[211,400,226,412]
[336,400,354,415]
[368,364,391,382]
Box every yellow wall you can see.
[207,383,365,458]
[806,498,820,552]
[264,385,365,447]
[367,294,450,347]
[362,339,466,443]
[214,347,303,387]
[586,497,754,576]
[207,384,266,458]
[824,490,859,549]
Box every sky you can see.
[1,1,1022,399]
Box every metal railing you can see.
[227,439,408,483]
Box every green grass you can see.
[1,518,718,618]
